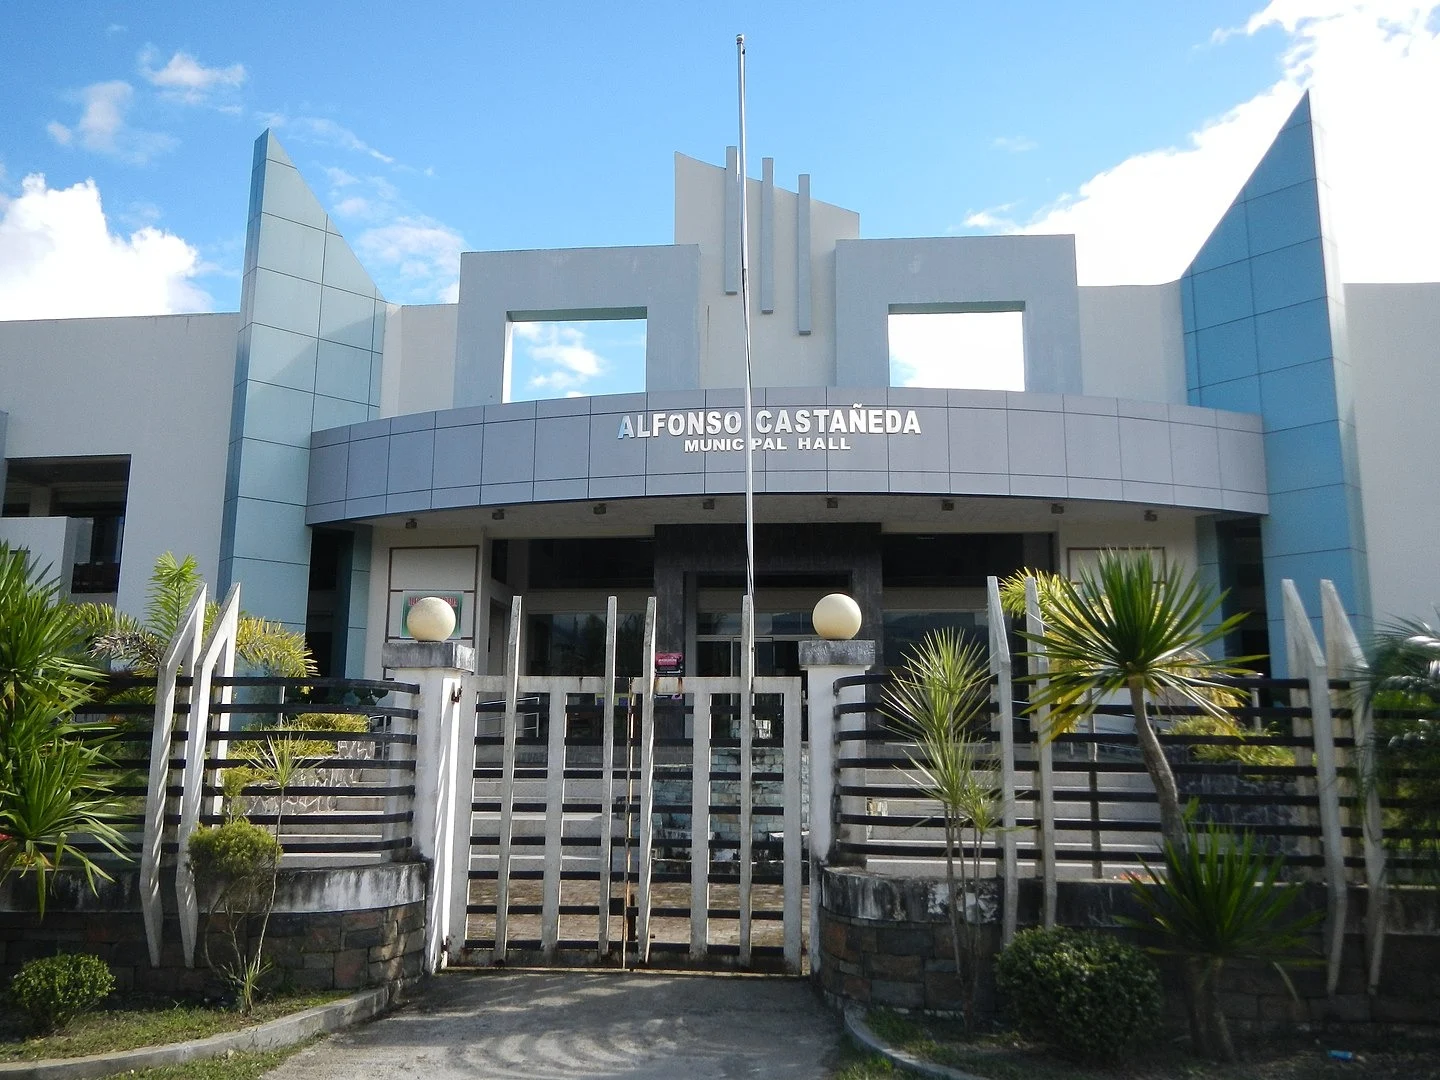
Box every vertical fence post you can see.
[493,595,523,965]
[635,597,658,966]
[690,683,712,962]
[800,638,876,978]
[780,675,804,974]
[598,596,619,963]
[540,687,567,960]
[1321,579,1387,995]
[1024,578,1057,929]
[141,587,205,967]
[445,671,476,968]
[1283,580,1348,997]
[381,638,477,973]
[175,585,239,968]
[987,578,1019,945]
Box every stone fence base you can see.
[817,867,1440,1028]
[0,862,428,998]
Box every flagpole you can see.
[736,33,756,683]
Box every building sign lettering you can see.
[616,405,921,454]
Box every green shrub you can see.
[189,820,281,884]
[9,953,116,1033]
[995,927,1161,1062]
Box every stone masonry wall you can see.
[818,868,1440,1028]
[0,865,427,998]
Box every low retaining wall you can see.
[0,862,428,997]
[817,867,1440,1027]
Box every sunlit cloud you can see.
[353,216,464,302]
[139,48,246,105]
[262,113,395,164]
[888,311,1026,391]
[971,1,1440,284]
[992,135,1037,153]
[47,81,176,165]
[0,174,210,320]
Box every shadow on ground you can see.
[263,969,845,1079]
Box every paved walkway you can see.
[264,969,845,1079]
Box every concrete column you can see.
[800,638,876,979]
[382,639,476,973]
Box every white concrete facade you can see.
[2,110,1438,678]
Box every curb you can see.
[0,985,394,1080]
[842,1007,991,1080]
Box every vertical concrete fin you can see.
[796,174,813,336]
[724,146,740,295]
[760,157,775,314]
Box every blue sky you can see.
[2,2,1437,395]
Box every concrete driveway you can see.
[264,969,846,1079]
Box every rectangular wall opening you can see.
[2,455,130,597]
[888,308,1025,391]
[505,310,646,402]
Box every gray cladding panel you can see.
[304,388,1269,522]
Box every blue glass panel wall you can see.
[220,131,381,674]
[1182,93,1369,673]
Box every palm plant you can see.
[75,552,314,681]
[1124,815,1322,1061]
[1012,550,1255,851]
[0,543,127,914]
[1362,618,1440,879]
[881,628,1002,1028]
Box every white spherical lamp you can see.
[407,596,457,642]
[812,593,862,641]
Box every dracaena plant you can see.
[882,628,1005,1029]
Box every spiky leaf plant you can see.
[1015,550,1257,850]
[1124,815,1321,1062]
[881,628,1002,1028]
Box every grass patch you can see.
[110,1037,316,1078]
[0,991,344,1062]
[831,1033,916,1078]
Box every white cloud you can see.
[264,114,395,164]
[47,80,176,164]
[992,135,1037,153]
[139,48,246,104]
[512,323,605,392]
[0,174,211,320]
[353,216,464,302]
[324,167,359,188]
[976,1,1440,284]
[888,312,1026,391]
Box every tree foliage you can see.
[74,552,314,680]
[1124,815,1321,1061]
[0,543,126,914]
[1363,618,1440,880]
[1006,551,1257,850]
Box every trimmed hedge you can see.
[995,927,1161,1062]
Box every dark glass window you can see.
[881,533,1034,587]
[526,612,644,676]
[527,538,654,589]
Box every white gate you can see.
[459,596,806,972]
